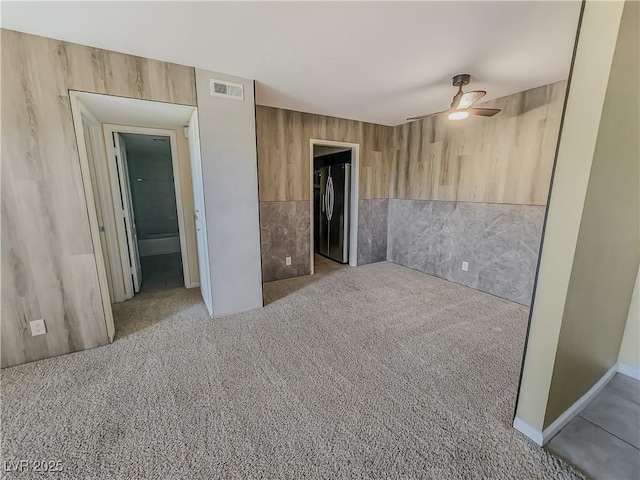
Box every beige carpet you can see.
[1,261,582,479]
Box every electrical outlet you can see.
[285,256,292,266]
[30,319,47,336]
[461,261,469,272]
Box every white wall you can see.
[619,266,640,373]
[195,69,263,317]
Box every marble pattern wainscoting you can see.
[260,201,310,282]
[357,199,389,265]
[387,199,544,305]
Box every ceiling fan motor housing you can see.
[452,74,471,88]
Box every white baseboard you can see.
[513,418,544,446]
[513,363,619,446]
[541,363,618,444]
[617,362,640,380]
[186,282,200,289]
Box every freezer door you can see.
[317,166,330,257]
[328,164,350,263]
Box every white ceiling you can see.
[2,1,581,126]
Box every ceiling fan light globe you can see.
[448,111,469,120]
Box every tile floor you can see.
[547,373,640,479]
[139,252,184,294]
[313,252,349,276]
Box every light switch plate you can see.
[286,256,292,266]
[30,319,47,336]
[461,261,469,272]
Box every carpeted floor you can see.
[1,261,582,479]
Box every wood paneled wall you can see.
[256,82,566,206]
[254,83,566,284]
[256,106,393,201]
[1,29,196,367]
[389,81,567,205]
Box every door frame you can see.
[69,94,116,341]
[309,139,359,273]
[186,110,213,318]
[103,124,191,297]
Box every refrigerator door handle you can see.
[325,177,330,220]
[330,178,333,219]
[321,193,325,213]
[327,176,334,221]
[324,181,330,220]
[328,176,332,219]
[330,178,334,220]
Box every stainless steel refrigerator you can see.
[315,163,350,263]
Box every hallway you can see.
[139,253,184,294]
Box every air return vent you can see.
[210,79,244,100]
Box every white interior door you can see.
[113,133,142,293]
[187,110,213,317]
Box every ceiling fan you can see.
[408,74,501,121]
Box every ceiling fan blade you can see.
[451,88,465,109]
[457,90,486,109]
[468,107,501,117]
[407,110,450,121]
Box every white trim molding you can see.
[617,362,640,381]
[513,418,544,446]
[69,93,116,341]
[513,363,619,446]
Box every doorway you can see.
[104,126,190,297]
[70,91,215,340]
[118,132,184,294]
[309,140,359,274]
